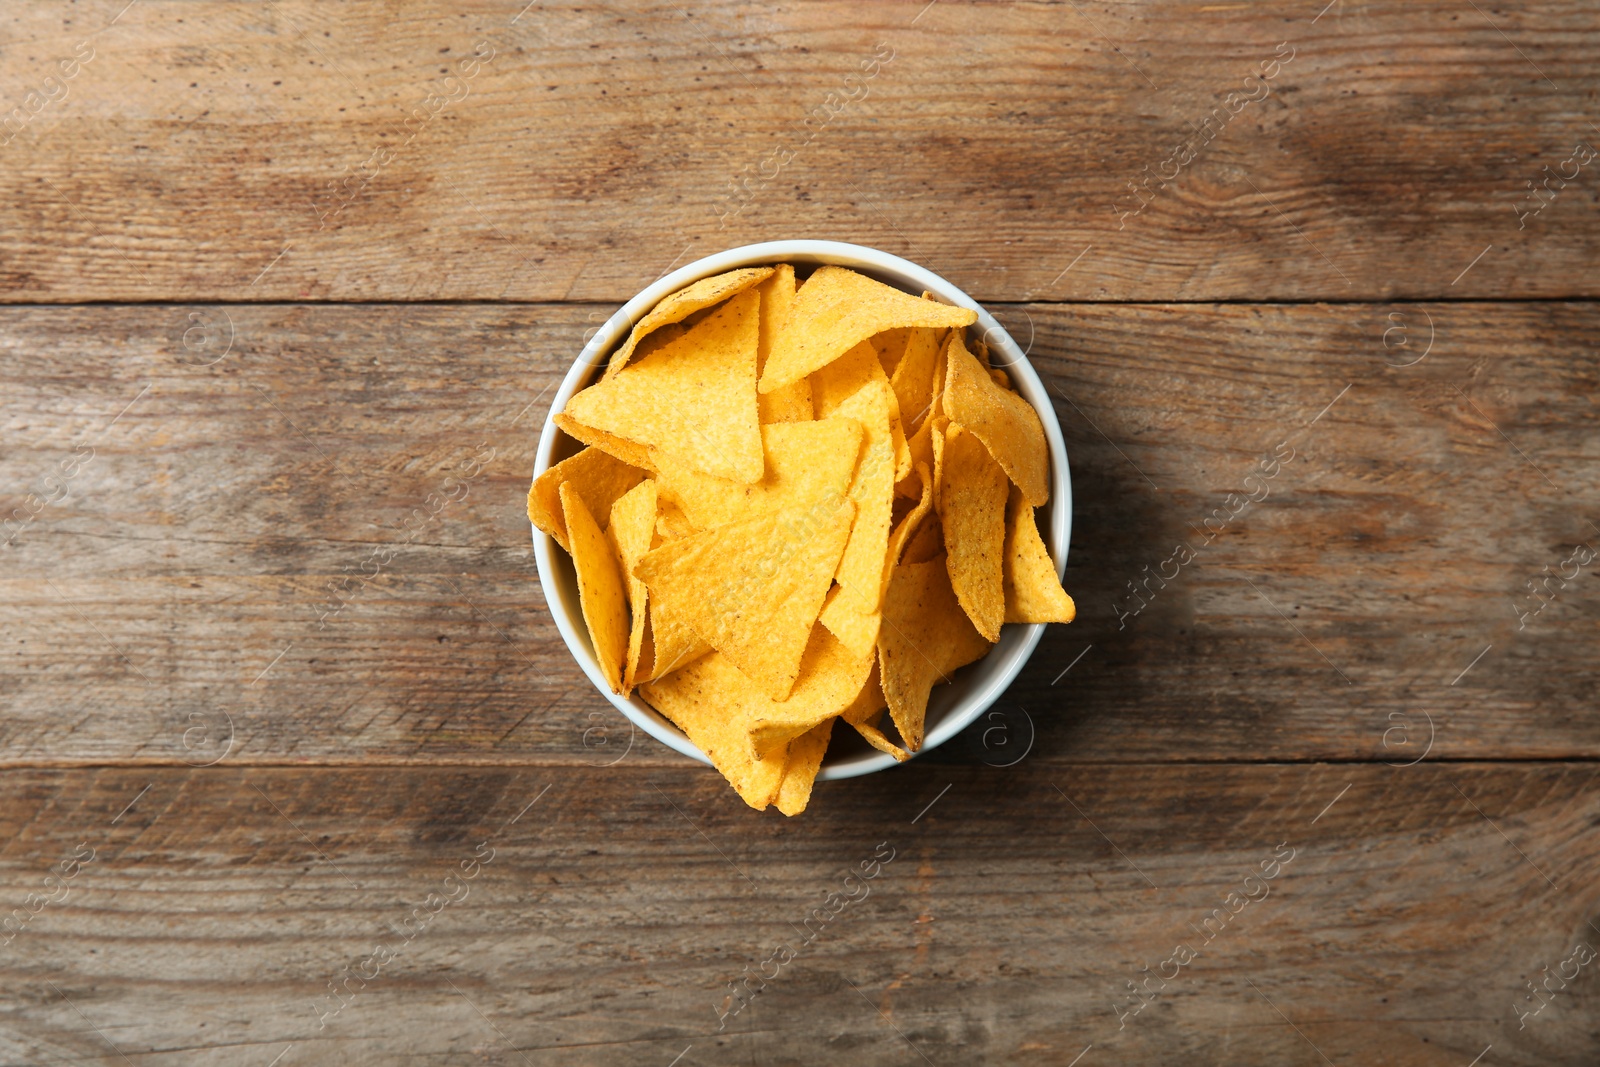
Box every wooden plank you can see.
[1,1,1598,302]
[0,763,1594,1065]
[1,302,1595,767]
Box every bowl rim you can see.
[532,239,1071,781]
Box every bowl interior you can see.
[532,240,1071,781]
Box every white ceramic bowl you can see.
[532,240,1071,780]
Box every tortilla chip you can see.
[776,717,834,816]
[873,327,912,376]
[606,480,658,693]
[886,460,935,572]
[898,400,944,500]
[760,266,977,393]
[655,499,696,541]
[943,331,1049,507]
[552,416,659,474]
[811,339,888,417]
[937,423,1009,642]
[528,447,647,554]
[818,584,881,660]
[754,265,814,423]
[761,380,814,424]
[559,482,631,694]
[654,418,864,531]
[563,289,763,484]
[639,653,789,810]
[634,497,856,701]
[643,600,711,682]
[841,664,911,761]
[1004,486,1076,624]
[989,367,1011,390]
[827,381,896,614]
[901,516,944,565]
[877,554,992,751]
[745,626,875,758]
[633,322,686,364]
[890,327,945,434]
[604,266,774,379]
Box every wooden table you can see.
[2,2,1597,1064]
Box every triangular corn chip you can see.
[634,496,856,700]
[559,482,631,694]
[841,662,911,762]
[1004,486,1076,624]
[943,330,1049,507]
[639,653,789,810]
[755,264,815,423]
[886,460,935,572]
[890,327,945,435]
[776,717,834,816]
[817,584,881,660]
[812,340,911,479]
[760,266,977,393]
[563,289,763,484]
[937,423,1009,642]
[654,418,864,532]
[743,626,874,758]
[873,327,912,375]
[826,381,896,615]
[878,553,992,751]
[811,339,889,417]
[550,417,658,474]
[606,480,658,694]
[528,447,647,554]
[854,710,912,762]
[818,456,933,658]
[642,600,711,683]
[604,266,774,379]
[760,379,814,424]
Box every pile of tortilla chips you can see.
[529,264,1075,814]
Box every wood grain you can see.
[0,763,1595,1066]
[1,1,1598,303]
[0,301,1594,767]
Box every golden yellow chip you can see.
[605,480,658,694]
[760,266,978,394]
[810,339,887,417]
[563,289,763,484]
[878,553,992,751]
[528,447,647,554]
[900,517,944,565]
[840,662,911,761]
[890,327,945,435]
[885,460,934,571]
[872,327,912,375]
[817,584,880,660]
[639,653,789,811]
[942,331,1049,507]
[604,266,774,380]
[643,598,711,682]
[654,418,864,531]
[776,717,834,816]
[827,381,895,614]
[754,264,815,424]
[937,423,1009,642]
[559,482,631,694]
[812,339,912,480]
[743,626,874,757]
[550,417,658,474]
[635,497,856,700]
[1004,486,1076,624]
